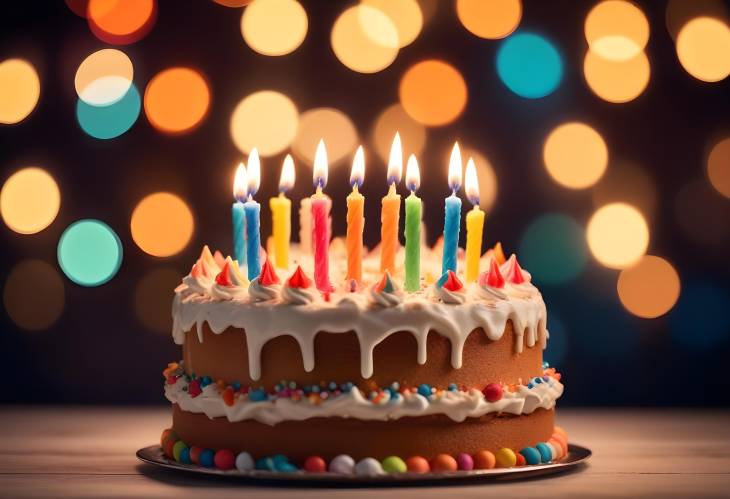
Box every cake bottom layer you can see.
[172,404,555,461]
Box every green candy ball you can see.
[172,440,188,462]
[381,456,407,473]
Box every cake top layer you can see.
[172,242,549,381]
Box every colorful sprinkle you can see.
[482,382,503,402]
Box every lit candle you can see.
[404,154,422,292]
[442,142,462,275]
[381,132,402,274]
[270,154,295,269]
[311,139,332,292]
[232,162,247,266]
[346,145,365,283]
[244,148,262,280]
[464,157,484,283]
[298,197,312,255]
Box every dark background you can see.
[1,0,729,406]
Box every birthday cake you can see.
[159,143,566,475]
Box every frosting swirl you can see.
[369,271,403,307]
[474,283,507,301]
[281,284,316,305]
[210,257,248,301]
[434,285,467,304]
[248,277,281,302]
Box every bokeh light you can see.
[372,103,427,163]
[417,0,438,25]
[399,60,467,126]
[0,59,40,124]
[583,49,650,103]
[213,0,252,6]
[362,0,423,47]
[331,4,399,74]
[144,67,210,134]
[707,136,730,198]
[87,0,156,45]
[65,0,89,17]
[1,167,60,235]
[293,108,358,167]
[76,83,141,139]
[543,122,608,189]
[675,179,730,246]
[670,280,730,350]
[585,0,649,61]
[241,0,307,56]
[592,161,657,220]
[455,0,521,40]
[131,192,194,257]
[58,219,123,286]
[544,314,567,366]
[676,17,730,82]
[519,213,588,285]
[587,202,649,269]
[665,0,729,40]
[230,90,298,156]
[496,32,562,99]
[3,260,65,331]
[134,268,181,333]
[462,148,498,211]
[75,49,133,106]
[617,255,681,318]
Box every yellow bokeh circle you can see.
[230,90,299,156]
[617,255,680,319]
[131,192,194,257]
[585,0,649,61]
[676,16,730,82]
[331,5,399,74]
[362,0,423,47]
[1,167,60,234]
[584,49,650,103]
[456,0,522,40]
[293,108,358,167]
[74,48,133,106]
[543,122,608,189]
[399,60,467,126]
[144,67,210,134]
[707,136,730,198]
[241,0,308,56]
[0,59,40,124]
[587,202,649,269]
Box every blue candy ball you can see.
[519,447,541,465]
[249,388,268,402]
[417,384,432,398]
[448,383,458,391]
[179,447,192,464]
[536,443,553,463]
[200,376,212,387]
[199,449,215,468]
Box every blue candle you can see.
[442,142,463,275]
[244,148,262,280]
[232,163,247,266]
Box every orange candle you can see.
[380,133,402,274]
[346,146,365,283]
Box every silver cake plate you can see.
[136,444,591,485]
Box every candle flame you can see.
[247,147,260,198]
[387,132,402,185]
[313,139,328,190]
[448,141,462,192]
[405,154,420,192]
[350,145,365,188]
[465,157,480,206]
[233,162,247,202]
[279,154,295,193]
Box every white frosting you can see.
[165,376,563,426]
[474,283,508,301]
[248,278,281,302]
[433,284,467,304]
[281,284,317,305]
[210,283,248,301]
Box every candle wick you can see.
[352,183,359,194]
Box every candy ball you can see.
[554,426,568,439]
[214,449,235,470]
[189,446,203,464]
[431,454,457,472]
[381,456,407,473]
[549,438,565,459]
[472,450,496,469]
[355,457,384,476]
[456,453,474,471]
[179,447,191,464]
[535,443,552,463]
[546,442,559,461]
[304,455,327,473]
[160,429,175,448]
[235,452,254,472]
[405,456,430,473]
[515,452,526,466]
[519,447,541,465]
[162,438,176,458]
[495,448,517,468]
[551,433,568,455]
[329,454,355,474]
[482,383,503,402]
[172,441,187,462]
[199,449,215,468]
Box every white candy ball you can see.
[329,454,355,474]
[355,457,385,477]
[235,452,254,472]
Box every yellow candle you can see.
[464,157,484,283]
[270,154,295,269]
[381,133,402,274]
[346,146,365,283]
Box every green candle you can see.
[404,154,421,292]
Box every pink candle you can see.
[311,139,332,292]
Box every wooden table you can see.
[1,407,728,498]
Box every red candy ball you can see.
[431,454,457,472]
[406,456,430,473]
[214,449,235,470]
[304,456,327,473]
[482,383,503,402]
[162,438,176,458]
[189,446,203,464]
[515,452,526,466]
